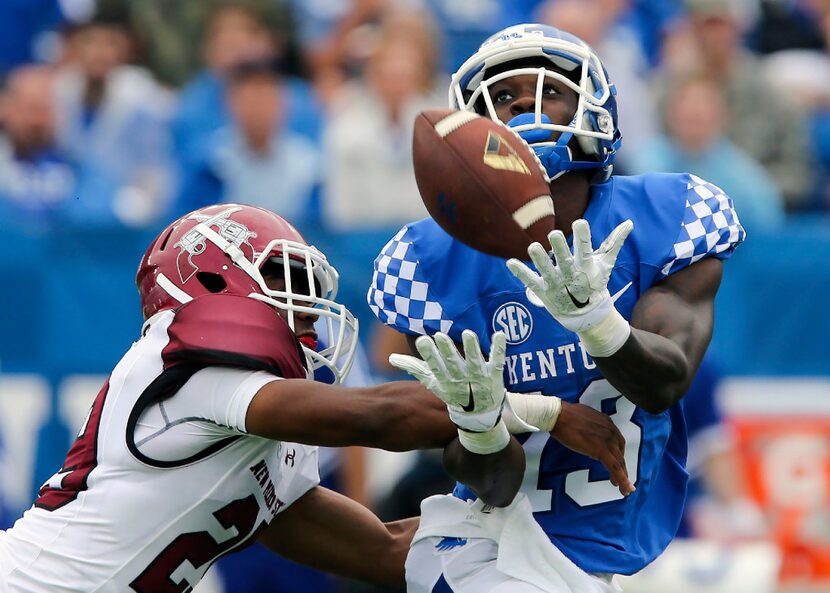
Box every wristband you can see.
[577,307,631,358]
[504,392,562,433]
[447,404,504,434]
[457,420,511,454]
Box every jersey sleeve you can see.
[172,367,278,433]
[658,174,746,277]
[133,367,279,463]
[367,224,456,336]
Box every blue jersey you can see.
[368,172,745,575]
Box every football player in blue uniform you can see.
[368,24,746,593]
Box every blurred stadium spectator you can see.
[751,0,828,54]
[622,0,686,67]
[321,8,438,231]
[759,5,830,212]
[0,0,76,78]
[658,0,813,210]
[416,0,544,73]
[630,71,785,232]
[175,57,321,223]
[289,0,384,102]
[127,0,299,88]
[53,0,175,227]
[0,64,119,229]
[171,0,322,179]
[0,65,77,225]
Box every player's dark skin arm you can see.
[548,397,633,495]
[249,377,525,504]
[259,485,417,587]
[246,379,454,451]
[442,438,526,508]
[593,257,723,414]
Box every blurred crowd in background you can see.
[1,0,830,592]
[2,0,830,233]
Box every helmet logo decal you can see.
[482,131,531,175]
[174,208,258,283]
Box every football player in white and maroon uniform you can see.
[0,203,629,592]
[0,204,474,592]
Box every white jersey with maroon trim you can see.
[0,305,319,593]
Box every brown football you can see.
[412,109,555,260]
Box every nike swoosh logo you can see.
[526,281,633,308]
[611,282,633,303]
[461,385,476,412]
[566,288,589,308]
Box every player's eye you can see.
[542,84,560,97]
[492,89,514,104]
[260,260,321,297]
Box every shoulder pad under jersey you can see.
[162,293,307,380]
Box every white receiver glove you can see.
[389,330,511,454]
[506,219,634,357]
[390,330,507,432]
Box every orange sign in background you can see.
[730,415,830,584]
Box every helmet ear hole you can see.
[196,272,227,293]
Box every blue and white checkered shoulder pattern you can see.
[367,227,454,336]
[661,175,746,276]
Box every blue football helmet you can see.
[449,24,622,182]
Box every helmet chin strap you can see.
[535,145,576,181]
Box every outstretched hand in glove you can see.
[507,218,634,357]
[389,330,512,454]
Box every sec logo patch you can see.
[492,302,533,345]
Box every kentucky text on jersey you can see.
[503,339,597,385]
[368,172,745,575]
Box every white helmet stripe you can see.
[157,273,193,305]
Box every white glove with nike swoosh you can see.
[389,330,513,454]
[506,219,634,358]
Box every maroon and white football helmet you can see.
[136,204,358,383]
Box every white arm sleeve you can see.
[172,366,279,433]
[134,367,279,462]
